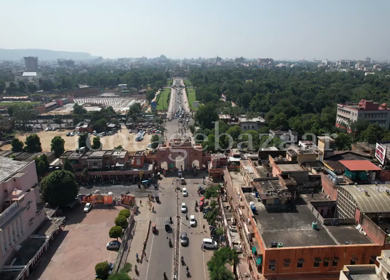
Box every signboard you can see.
[375,143,387,165]
[121,194,135,206]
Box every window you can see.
[269,260,276,271]
[332,260,338,267]
[297,258,304,268]
[314,261,320,267]
[284,259,290,268]
[350,260,355,265]
[323,260,329,267]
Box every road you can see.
[137,78,211,280]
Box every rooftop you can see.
[0,157,29,182]
[339,184,390,214]
[22,72,37,77]
[339,160,381,171]
[254,200,372,248]
[323,151,372,172]
[277,163,305,172]
[238,117,265,123]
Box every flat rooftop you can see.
[277,163,305,172]
[0,157,29,182]
[255,200,373,248]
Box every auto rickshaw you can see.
[152,223,157,234]
[181,177,186,185]
[165,220,171,232]
[155,194,160,203]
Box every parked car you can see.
[182,188,188,197]
[66,132,70,136]
[106,240,121,250]
[190,215,196,227]
[83,203,92,213]
[202,238,218,249]
[180,232,188,246]
[181,202,187,213]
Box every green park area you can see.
[184,80,191,86]
[187,88,199,111]
[0,101,41,107]
[157,88,170,111]
[166,79,172,86]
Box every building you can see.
[223,165,382,280]
[339,250,390,280]
[0,157,46,268]
[13,71,43,88]
[60,150,154,183]
[23,57,38,72]
[57,59,75,68]
[336,100,390,132]
[238,117,266,131]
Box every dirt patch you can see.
[2,129,152,152]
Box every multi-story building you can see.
[0,157,46,268]
[238,117,266,131]
[23,57,38,72]
[336,99,390,132]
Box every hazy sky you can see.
[1,0,389,60]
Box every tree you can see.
[109,226,123,240]
[92,136,102,149]
[73,103,87,116]
[360,124,385,144]
[150,134,161,149]
[95,262,110,279]
[40,170,79,206]
[0,83,4,94]
[204,186,220,199]
[78,133,88,148]
[269,113,288,130]
[27,83,37,93]
[335,133,352,150]
[115,215,128,228]
[119,209,130,218]
[63,157,74,173]
[195,103,219,129]
[40,80,55,91]
[25,134,42,153]
[93,118,107,132]
[53,115,63,129]
[9,103,37,130]
[215,227,224,239]
[207,247,238,280]
[128,103,141,123]
[51,136,65,158]
[35,154,50,178]
[11,138,24,152]
[6,82,18,94]
[73,114,82,126]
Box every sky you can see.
[1,0,389,61]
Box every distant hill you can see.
[0,48,97,61]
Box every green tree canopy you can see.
[51,136,65,157]
[11,138,24,152]
[92,136,102,149]
[150,134,161,149]
[78,133,88,149]
[335,133,352,150]
[360,124,385,144]
[109,226,123,240]
[195,103,219,129]
[35,154,50,178]
[95,262,110,279]
[9,103,37,130]
[207,247,238,280]
[40,170,79,206]
[63,157,74,173]
[119,209,130,218]
[73,103,87,116]
[115,215,128,229]
[25,134,42,153]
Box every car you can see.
[182,188,188,197]
[178,170,182,177]
[106,240,121,250]
[66,132,70,136]
[83,203,92,213]
[180,232,188,246]
[181,202,187,213]
[190,215,196,227]
[45,127,50,131]
[202,238,218,249]
[70,132,74,136]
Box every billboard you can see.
[121,194,135,206]
[375,143,387,165]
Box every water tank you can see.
[312,221,318,230]
[255,192,259,198]
[277,242,284,248]
[271,241,278,248]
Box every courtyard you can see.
[29,206,124,280]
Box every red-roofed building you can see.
[339,160,382,171]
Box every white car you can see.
[83,203,92,213]
[190,215,196,227]
[181,202,187,213]
[182,188,188,197]
[106,240,121,250]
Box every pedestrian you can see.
[140,200,142,206]
[136,253,139,261]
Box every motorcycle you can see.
[169,238,172,248]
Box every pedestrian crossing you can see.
[154,216,175,227]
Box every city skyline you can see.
[0,0,389,61]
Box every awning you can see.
[142,180,148,183]
[252,247,257,254]
[351,255,359,261]
[284,259,291,264]
[268,260,276,265]
[200,196,205,201]
[314,257,322,263]
[297,258,305,263]
[370,256,377,261]
[333,257,340,262]
[256,256,262,265]
[115,162,124,167]
[199,201,204,206]
[324,257,331,262]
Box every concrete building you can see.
[23,57,38,72]
[238,117,266,131]
[339,250,390,280]
[0,157,46,268]
[336,100,390,132]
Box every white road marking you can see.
[144,231,155,280]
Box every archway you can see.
[175,155,185,170]
[161,161,168,170]
[192,159,200,169]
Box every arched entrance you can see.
[161,161,168,170]
[175,155,185,170]
[192,159,200,169]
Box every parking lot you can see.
[29,206,124,280]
